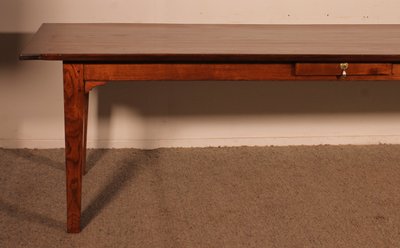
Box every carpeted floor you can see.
[1,145,400,247]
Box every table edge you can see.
[18,53,400,63]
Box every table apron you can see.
[83,63,400,81]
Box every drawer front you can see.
[295,63,392,76]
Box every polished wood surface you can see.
[63,63,87,233]
[393,64,400,75]
[19,23,400,233]
[84,63,292,81]
[84,63,400,81]
[295,63,392,76]
[20,23,400,62]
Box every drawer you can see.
[295,63,392,76]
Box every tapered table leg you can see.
[63,63,86,233]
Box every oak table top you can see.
[20,23,400,62]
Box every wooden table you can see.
[20,23,400,233]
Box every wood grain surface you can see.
[20,24,400,62]
[84,63,400,81]
[63,63,87,233]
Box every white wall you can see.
[1,0,400,148]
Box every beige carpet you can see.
[1,145,400,247]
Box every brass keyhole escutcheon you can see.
[340,63,349,79]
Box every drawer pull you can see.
[340,63,349,79]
